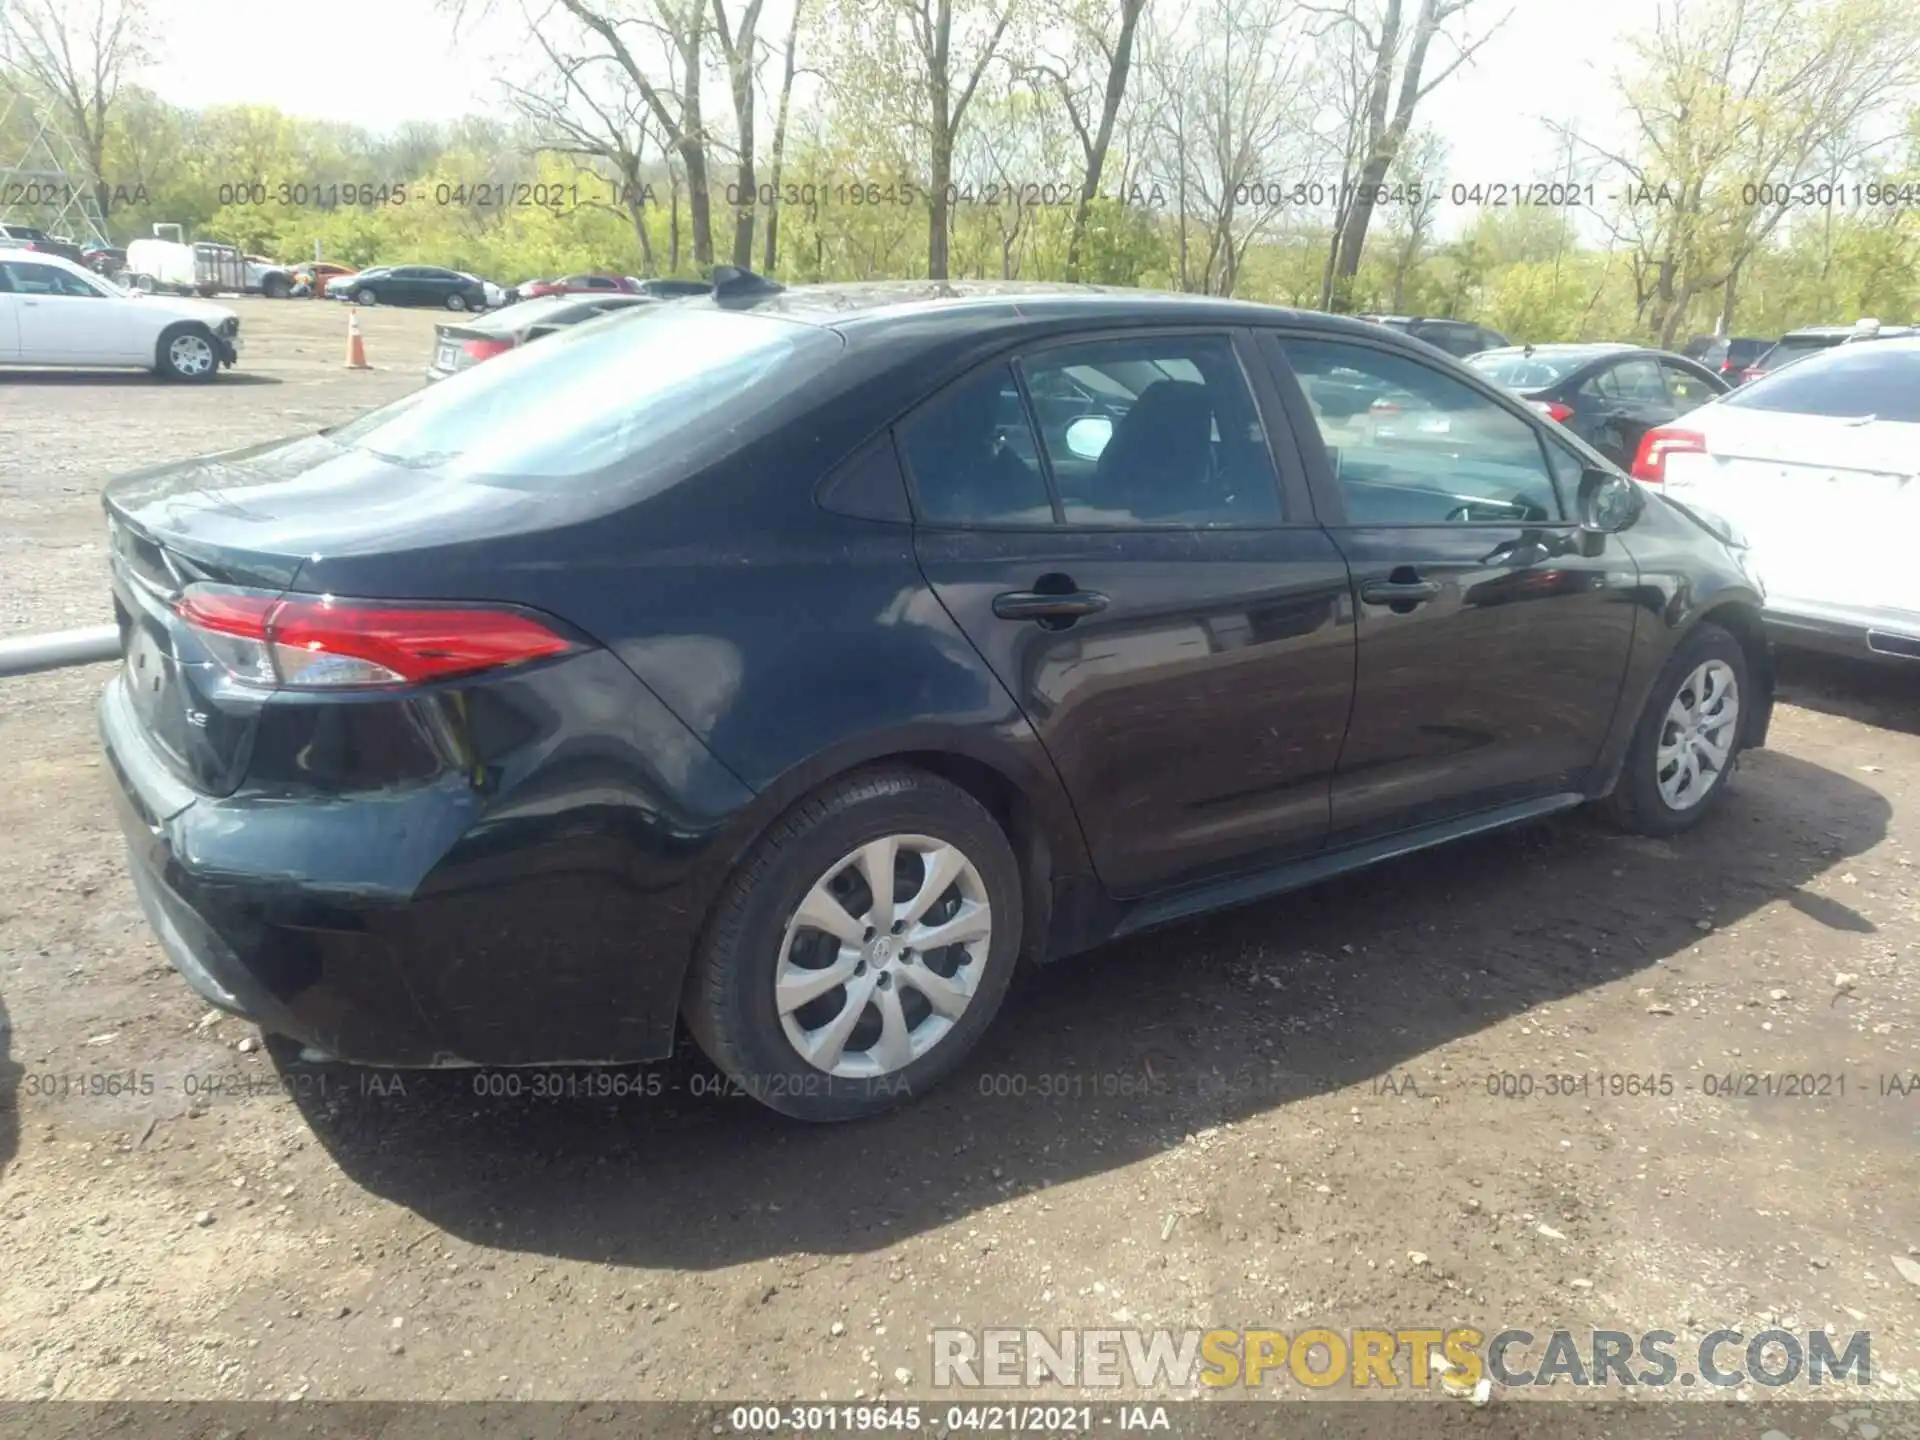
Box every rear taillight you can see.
[461,337,516,362]
[1630,426,1706,483]
[175,585,577,689]
[1526,400,1574,423]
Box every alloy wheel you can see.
[168,333,215,377]
[1656,658,1739,810]
[775,834,993,1079]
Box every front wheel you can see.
[684,768,1023,1121]
[155,324,221,382]
[445,292,468,311]
[354,287,377,306]
[1605,621,1749,835]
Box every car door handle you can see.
[993,589,1109,621]
[1359,578,1442,605]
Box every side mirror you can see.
[1064,414,1114,460]
[1578,467,1640,534]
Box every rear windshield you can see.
[1724,343,1920,422]
[1466,351,1597,387]
[324,304,839,482]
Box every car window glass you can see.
[1725,342,1920,422]
[1280,336,1565,525]
[1,261,99,297]
[1018,334,1283,526]
[1468,351,1593,387]
[1660,362,1716,408]
[1608,358,1669,403]
[323,304,841,486]
[896,363,1054,526]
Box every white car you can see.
[1631,336,1920,662]
[0,251,240,380]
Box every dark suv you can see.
[0,224,86,265]
[1682,334,1771,382]
[1357,314,1509,358]
[98,278,1773,1122]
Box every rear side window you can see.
[1725,343,1920,422]
[324,305,841,483]
[896,365,1054,526]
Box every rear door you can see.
[0,264,19,358]
[1580,356,1678,466]
[905,328,1356,897]
[1261,330,1640,841]
[1656,357,1724,417]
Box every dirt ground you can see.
[1,299,1917,1423]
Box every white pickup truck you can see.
[124,225,293,298]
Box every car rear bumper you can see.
[1766,599,1920,663]
[98,650,758,1067]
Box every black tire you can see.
[445,292,468,311]
[354,287,377,306]
[262,273,290,299]
[1605,621,1750,835]
[155,323,221,383]
[684,767,1023,1122]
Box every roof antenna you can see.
[711,265,785,305]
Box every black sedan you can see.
[1466,344,1728,468]
[330,264,489,310]
[426,292,654,381]
[97,275,1773,1122]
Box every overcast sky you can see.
[145,0,1661,221]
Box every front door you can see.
[1,259,128,362]
[903,330,1357,898]
[1262,331,1640,843]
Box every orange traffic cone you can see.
[345,310,370,370]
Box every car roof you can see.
[0,249,89,276]
[1778,324,1915,339]
[1473,342,1638,359]
[679,279,1389,343]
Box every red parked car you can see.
[519,273,646,298]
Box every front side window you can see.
[1280,336,1565,525]
[1018,333,1283,526]
[1660,361,1718,408]
[1587,358,1667,404]
[1,261,103,297]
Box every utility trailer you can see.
[124,225,293,298]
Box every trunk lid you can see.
[1664,407,1920,612]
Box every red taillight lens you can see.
[175,586,576,689]
[1526,400,1574,423]
[461,337,515,362]
[1630,426,1706,483]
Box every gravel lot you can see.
[1,299,1917,1424]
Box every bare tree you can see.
[1024,0,1149,281]
[761,0,807,271]
[1574,0,1920,344]
[0,0,152,221]
[1380,123,1444,309]
[827,0,1019,279]
[505,4,668,269]
[1137,0,1310,295]
[709,0,768,267]
[1312,0,1506,296]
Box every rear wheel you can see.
[155,324,220,382]
[684,768,1022,1121]
[1605,621,1748,835]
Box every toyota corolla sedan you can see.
[98,275,1773,1121]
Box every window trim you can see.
[893,326,1311,533]
[1258,327,1580,529]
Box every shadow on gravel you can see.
[283,749,1887,1271]
[0,370,282,386]
[0,989,17,1182]
[1775,647,1920,738]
